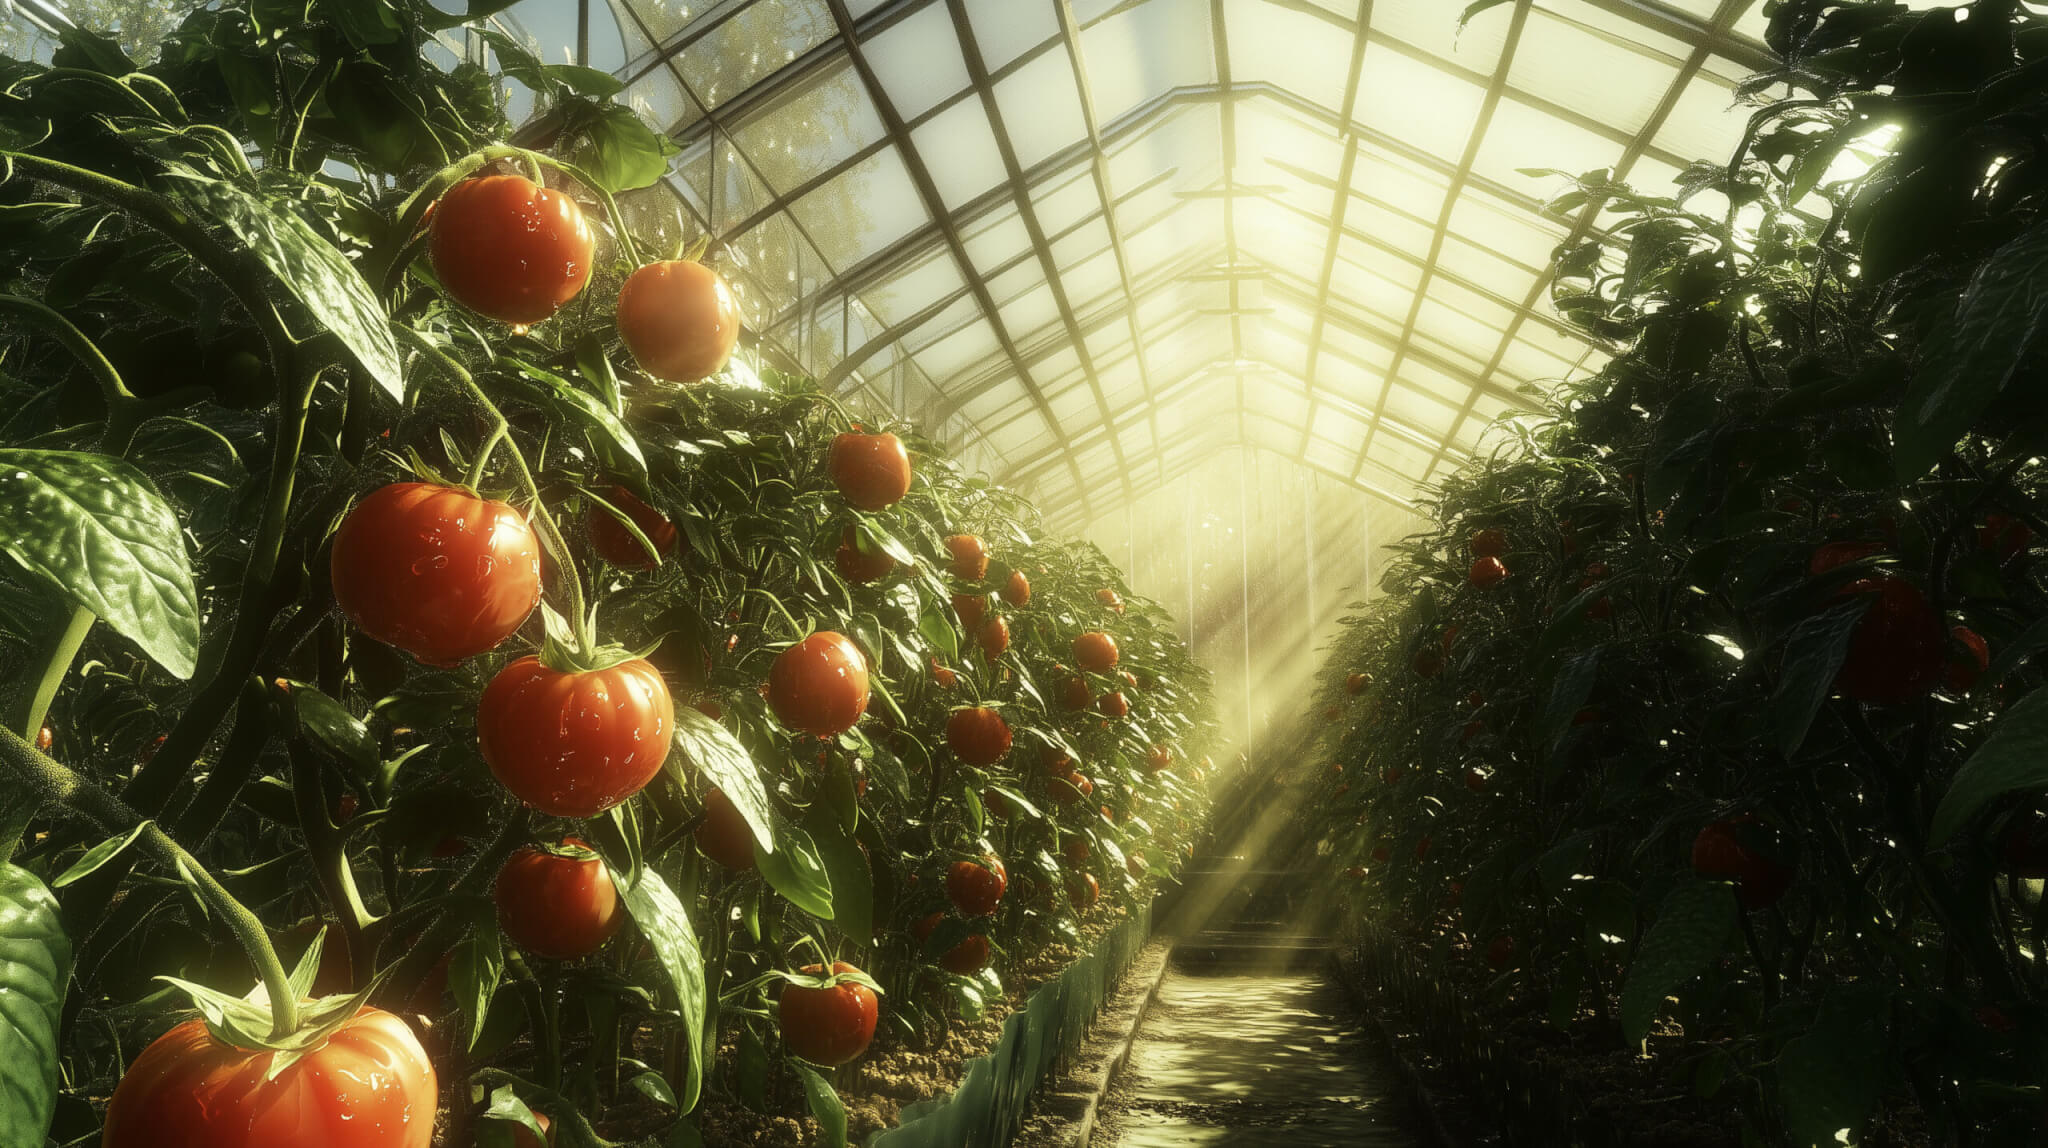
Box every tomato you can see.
[1467,556,1508,589]
[1808,540,1883,577]
[697,787,756,870]
[1049,772,1091,805]
[835,526,896,584]
[1345,673,1370,696]
[587,486,677,569]
[1586,595,1613,620]
[1690,817,1793,909]
[428,174,593,326]
[1484,934,1516,970]
[101,1007,436,1148]
[331,483,542,666]
[953,593,988,632]
[1414,836,1432,861]
[778,961,878,1066]
[1947,625,1990,692]
[976,615,1010,659]
[1059,675,1092,710]
[1323,705,1342,723]
[1470,528,1507,558]
[912,912,990,974]
[616,260,741,382]
[1980,512,2032,561]
[1066,872,1099,908]
[1042,748,1074,777]
[511,1112,553,1148]
[1003,569,1031,606]
[1834,577,1945,704]
[947,858,1007,916]
[1465,768,1487,792]
[479,656,673,818]
[1370,845,1390,863]
[1412,646,1445,678]
[828,432,912,510]
[1097,691,1129,719]
[945,534,988,581]
[1342,866,1366,880]
[1073,631,1119,672]
[945,707,1011,765]
[1096,588,1124,614]
[34,723,51,751]
[931,660,958,689]
[1145,745,1172,774]
[767,632,870,736]
[494,839,623,959]
[1460,719,1482,743]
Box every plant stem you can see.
[0,725,299,1036]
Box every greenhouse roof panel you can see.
[596,0,1771,518]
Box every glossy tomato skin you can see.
[697,787,757,870]
[828,433,912,510]
[1470,528,1507,558]
[588,486,677,569]
[767,632,870,736]
[913,912,991,974]
[1073,632,1119,672]
[1947,625,1990,692]
[1096,588,1124,613]
[1346,673,1370,695]
[1468,556,1508,589]
[953,594,987,633]
[429,174,594,326]
[101,1008,436,1148]
[947,858,1007,916]
[977,616,1010,659]
[332,483,542,666]
[479,657,673,818]
[616,260,741,382]
[779,961,878,1066]
[1690,817,1794,910]
[1058,676,1091,711]
[1066,872,1099,908]
[945,535,988,581]
[1098,691,1129,719]
[494,841,624,959]
[1003,569,1031,607]
[946,707,1012,765]
[1834,577,1945,704]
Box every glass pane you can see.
[1352,42,1487,155]
[1510,9,1679,136]
[992,48,1089,169]
[730,58,883,196]
[1224,0,1350,111]
[1653,75,1747,169]
[675,0,836,112]
[1079,0,1214,124]
[864,2,970,120]
[859,246,967,328]
[1061,249,1124,310]
[1468,96,1624,198]
[912,97,1009,209]
[1031,171,1101,237]
[623,65,699,136]
[788,145,931,271]
[964,0,1061,71]
[1368,0,1508,72]
[963,203,1033,276]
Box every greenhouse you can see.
[0,0,2035,1144]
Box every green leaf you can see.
[671,708,773,852]
[918,602,959,663]
[1932,684,2048,845]
[0,864,68,1148]
[754,826,833,920]
[450,920,503,1053]
[1895,219,2048,478]
[1537,647,1601,755]
[574,104,679,193]
[285,925,327,1002]
[286,681,377,770]
[1619,881,1737,1045]
[628,1069,677,1108]
[736,1027,770,1112]
[163,172,402,403]
[50,820,151,889]
[1767,599,1866,757]
[0,449,200,678]
[793,1063,847,1148]
[501,361,646,476]
[606,860,708,1112]
[803,806,870,945]
[1778,985,1890,1148]
[477,1085,550,1148]
[547,64,624,99]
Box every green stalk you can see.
[0,725,299,1036]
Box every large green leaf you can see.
[794,1063,847,1148]
[0,449,199,677]
[1619,880,1736,1045]
[501,362,646,476]
[1894,218,2048,478]
[573,104,680,193]
[1767,599,1866,757]
[803,806,870,945]
[165,172,403,402]
[670,709,772,852]
[608,860,708,1113]
[1537,647,1601,756]
[0,864,69,1148]
[1778,984,1890,1148]
[1931,684,2048,845]
[754,825,833,921]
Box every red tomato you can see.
[828,432,912,510]
[1465,768,1487,792]
[1073,632,1119,672]
[1468,556,1508,589]
[1324,705,1343,723]
[946,858,1007,916]
[977,616,1010,659]
[835,527,896,584]
[616,260,741,382]
[587,486,677,569]
[1412,646,1445,678]
[1042,748,1074,777]
[1470,528,1507,558]
[429,174,593,326]
[1414,836,1432,861]
[1003,569,1031,607]
[1096,588,1124,613]
[778,961,878,1066]
[982,788,1011,820]
[953,593,988,633]
[1066,872,1099,908]
[34,723,51,751]
[511,1112,553,1148]
[945,534,988,581]
[331,483,541,666]
[697,787,756,870]
[1048,772,1088,805]
[1833,577,1945,704]
[1059,676,1092,711]
[1145,745,1172,774]
[931,660,958,689]
[494,840,624,959]
[1345,673,1370,696]
[767,632,870,737]
[1690,816,1794,910]
[1098,691,1129,719]
[912,912,990,974]
[101,1008,436,1148]
[1947,625,1990,692]
[946,707,1011,765]
[479,656,673,818]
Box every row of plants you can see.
[1310,1,2048,1145]
[0,3,1217,1146]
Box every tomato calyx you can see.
[156,954,380,1077]
[769,964,885,996]
[534,622,660,676]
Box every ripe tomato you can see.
[1059,675,1091,710]
[828,432,912,510]
[977,615,1010,659]
[1323,705,1342,723]
[1345,672,1370,696]
[1413,646,1445,678]
[1073,631,1119,672]
[429,174,593,326]
[510,1112,553,1148]
[947,858,1007,916]
[953,593,988,633]
[616,260,740,382]
[1690,817,1793,909]
[767,632,870,736]
[479,656,673,818]
[1465,768,1487,792]
[912,913,990,974]
[946,707,1012,765]
[931,660,958,689]
[1003,569,1031,606]
[1096,588,1124,613]
[587,486,677,569]
[835,526,896,584]
[945,534,988,581]
[779,961,878,1066]
[1468,556,1508,589]
[332,483,541,666]
[494,840,623,959]
[34,723,51,751]
[982,788,1011,820]
[1947,625,1990,692]
[1066,872,1099,908]
[1049,772,1090,805]
[1145,745,1172,774]
[1097,691,1129,719]
[697,787,756,870]
[1834,577,1945,704]
[1470,528,1507,558]
[1343,866,1366,880]
[1042,747,1074,777]
[101,1007,436,1148]
[1414,836,1432,861]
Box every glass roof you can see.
[497,0,1775,532]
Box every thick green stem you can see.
[6,610,95,743]
[0,725,299,1036]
